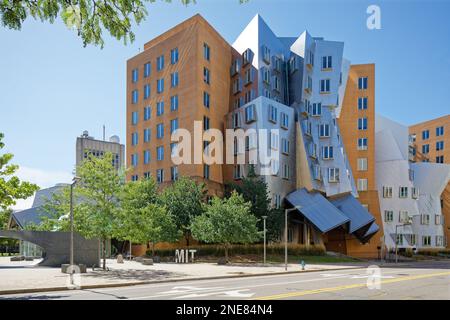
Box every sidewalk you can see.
[0,257,366,295]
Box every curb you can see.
[0,266,368,296]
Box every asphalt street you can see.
[1,262,449,300]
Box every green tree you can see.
[0,0,248,48]
[191,191,260,262]
[43,153,124,269]
[226,165,282,241]
[0,133,39,211]
[116,178,179,256]
[160,177,206,246]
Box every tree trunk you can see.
[151,242,155,257]
[224,244,229,263]
[185,232,190,248]
[102,238,106,270]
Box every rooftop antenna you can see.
[103,125,106,141]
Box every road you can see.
[1,262,449,300]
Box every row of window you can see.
[394,234,444,247]
[131,48,179,84]
[131,73,179,104]
[311,165,341,183]
[232,105,290,129]
[131,166,179,184]
[421,126,444,140]
[421,141,445,154]
[131,119,179,146]
[131,96,180,124]
[382,186,419,199]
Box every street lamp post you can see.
[262,216,267,265]
[284,207,301,271]
[70,177,81,278]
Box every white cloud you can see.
[11,167,73,211]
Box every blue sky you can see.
[0,0,449,198]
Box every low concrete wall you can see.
[0,230,99,267]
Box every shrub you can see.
[146,243,326,258]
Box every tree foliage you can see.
[191,191,260,261]
[160,177,206,246]
[0,0,249,48]
[0,133,39,212]
[116,177,179,255]
[226,165,283,241]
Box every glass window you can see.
[144,106,151,120]
[322,145,333,160]
[144,84,150,100]
[358,97,368,110]
[203,43,210,61]
[203,164,210,179]
[171,72,179,87]
[131,153,138,166]
[157,55,164,71]
[358,138,368,150]
[144,62,151,78]
[311,103,322,116]
[245,105,256,123]
[204,67,210,84]
[171,166,178,181]
[157,78,164,93]
[156,101,164,116]
[358,77,368,90]
[422,130,429,140]
[422,144,429,154]
[319,124,330,137]
[156,123,164,139]
[436,155,444,163]
[358,117,368,130]
[171,48,179,65]
[384,210,394,222]
[357,158,368,171]
[156,169,164,183]
[203,116,210,131]
[144,128,151,142]
[436,141,444,151]
[144,150,150,164]
[357,178,368,191]
[322,56,332,69]
[132,90,138,104]
[170,118,179,133]
[157,146,164,161]
[268,105,277,123]
[399,187,408,198]
[203,91,210,108]
[132,68,138,83]
[320,79,330,93]
[131,132,138,146]
[328,168,340,183]
[281,112,289,129]
[132,111,138,125]
[282,138,290,155]
[170,95,178,111]
[436,126,444,136]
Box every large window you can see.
[399,186,408,198]
[319,124,330,138]
[170,118,179,134]
[132,68,138,83]
[358,138,368,150]
[132,90,138,104]
[144,150,150,164]
[321,56,332,69]
[383,186,393,198]
[422,144,429,154]
[358,117,368,130]
[436,155,444,163]
[144,84,150,100]
[357,158,368,171]
[357,178,368,191]
[384,210,394,222]
[281,112,289,129]
[157,78,164,93]
[436,126,444,136]
[311,103,322,116]
[132,111,138,125]
[204,67,210,84]
[268,105,277,123]
[157,146,164,161]
[320,79,331,93]
[358,97,368,110]
[144,128,151,142]
[281,138,290,155]
[203,91,210,108]
[171,166,179,181]
[422,236,431,246]
[156,123,164,139]
[157,101,164,116]
[322,145,333,160]
[171,72,179,88]
[156,169,164,183]
[131,153,138,167]
[358,77,368,90]
[144,106,151,121]
[170,95,178,111]
[131,132,138,146]
[328,168,340,183]
[422,130,429,140]
[245,105,256,123]
[157,55,164,71]
[170,48,179,65]
[436,141,444,151]
[144,62,151,78]
[203,43,210,61]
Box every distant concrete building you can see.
[76,130,125,170]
